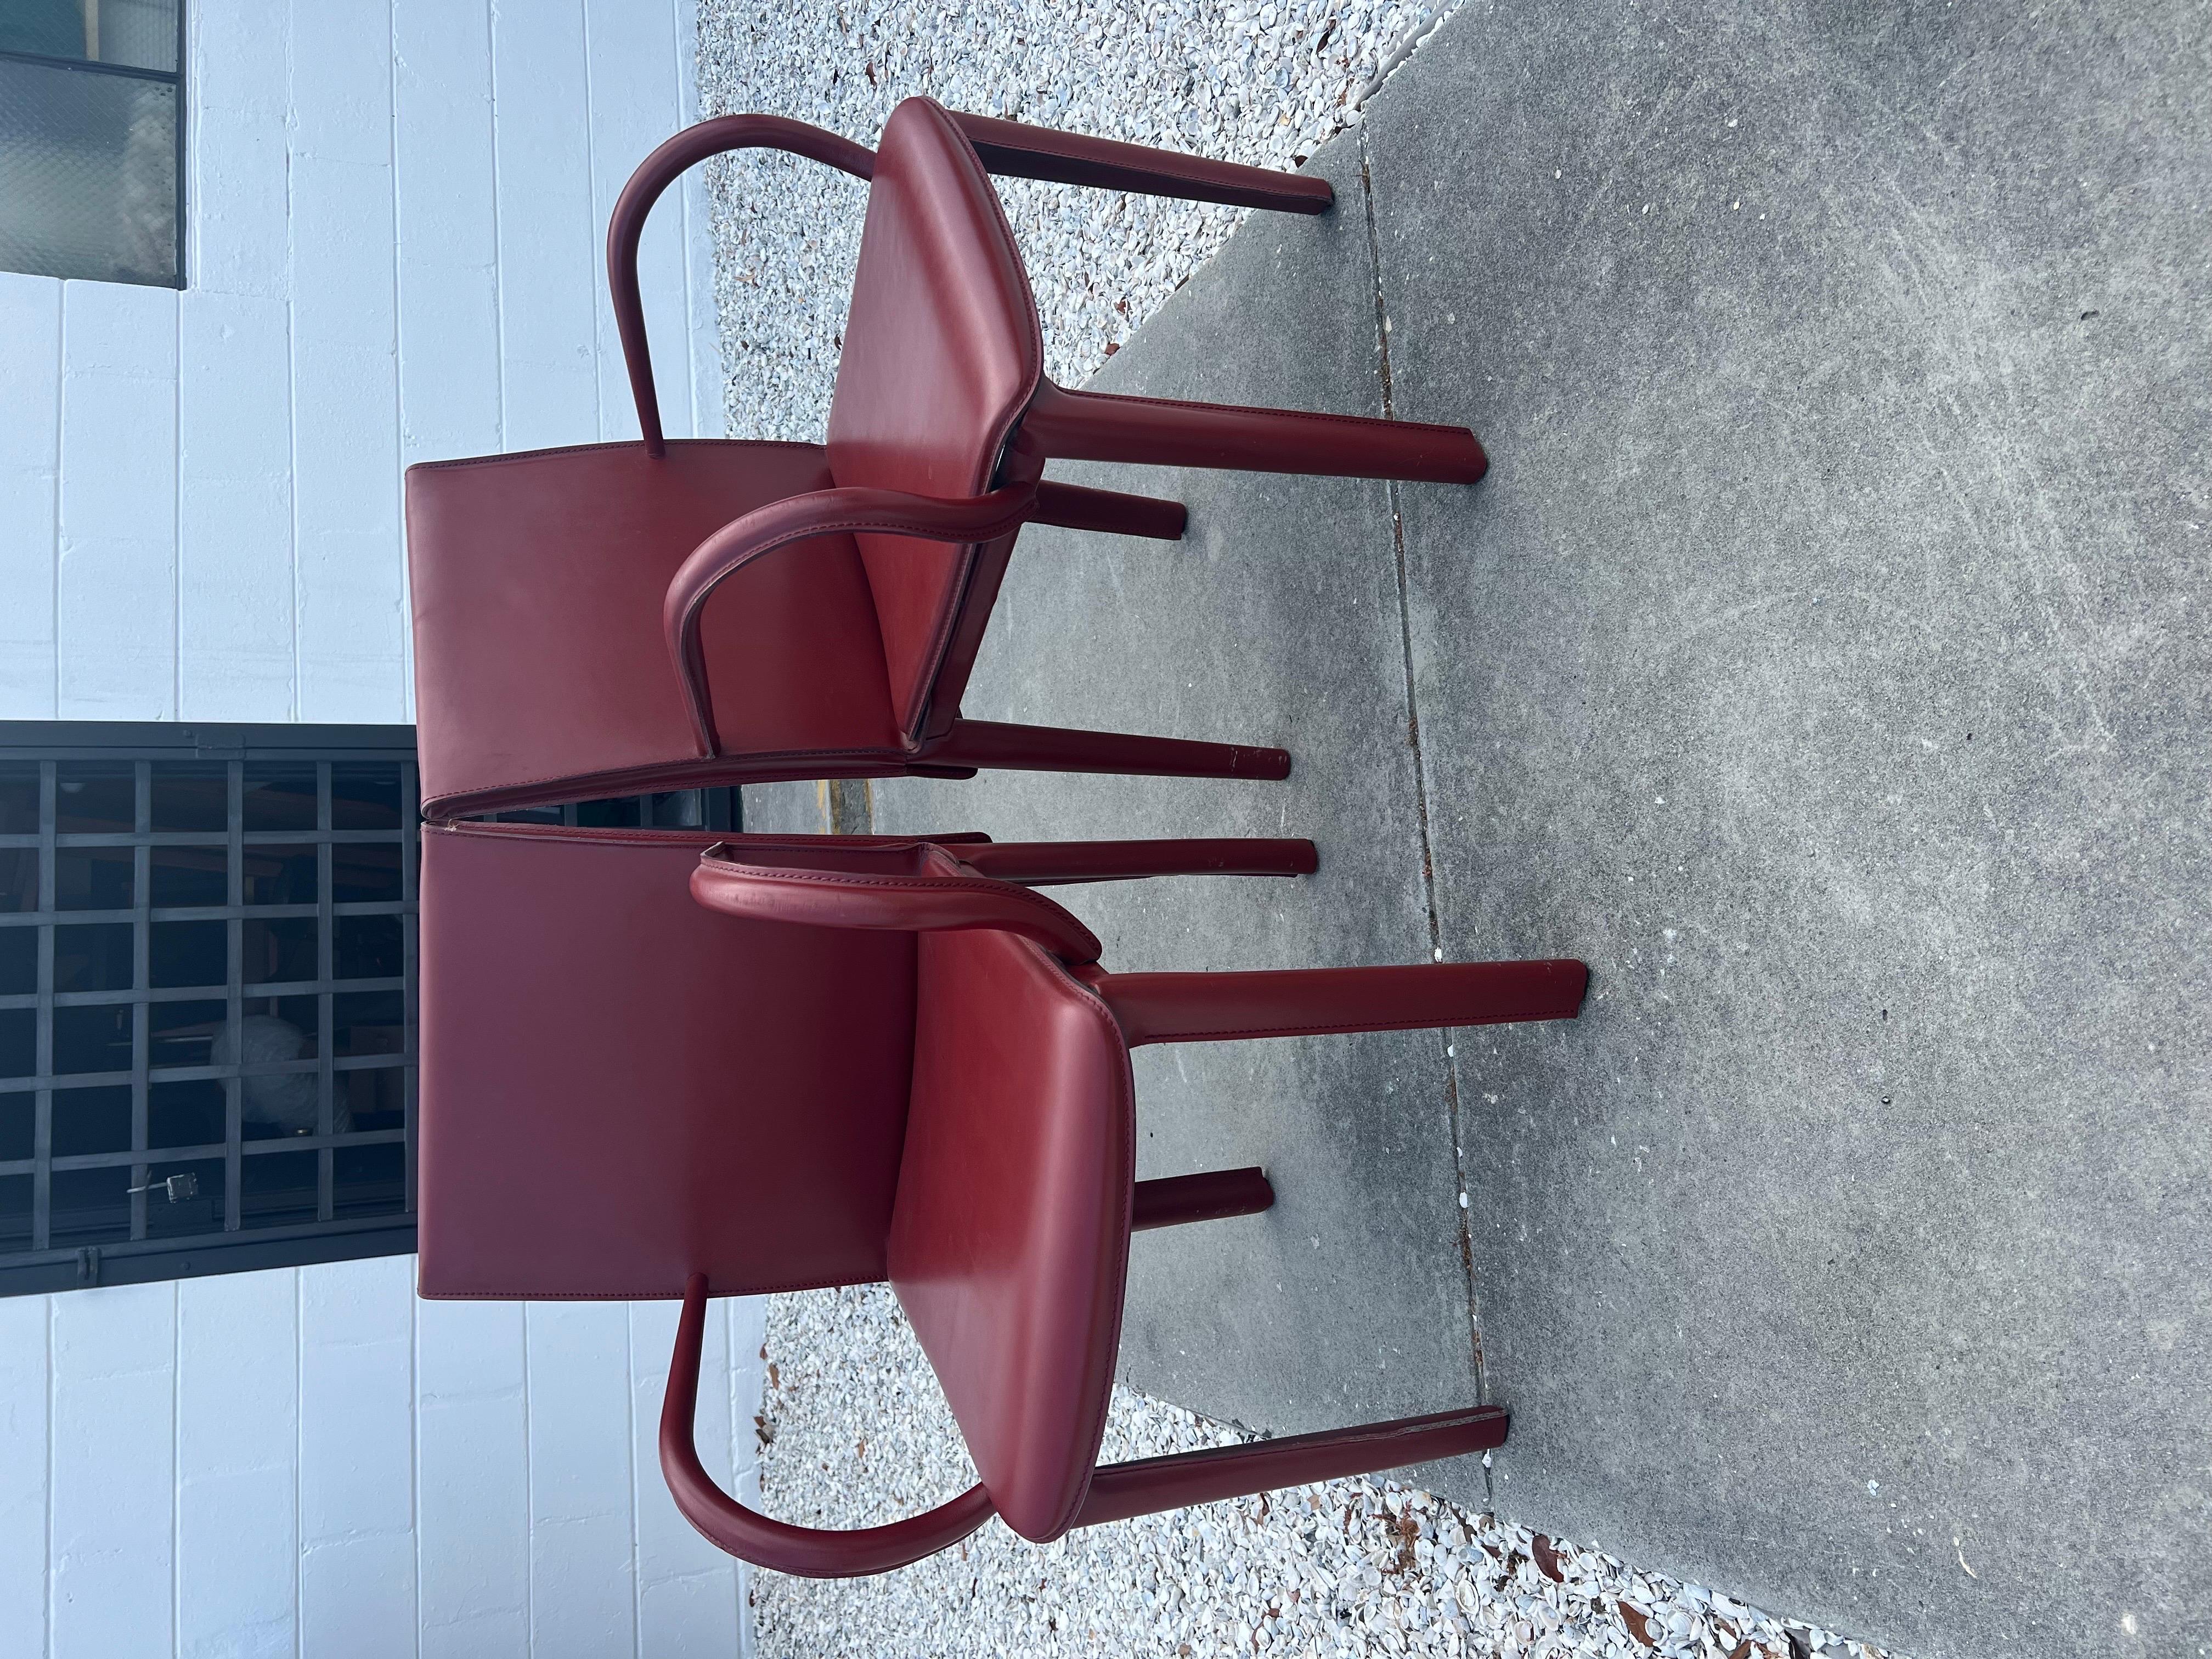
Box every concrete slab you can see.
[1363,3,2212,1656]
[868,144,1492,1439]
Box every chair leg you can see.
[1096,961,1589,1048]
[928,719,1291,781]
[951,111,1333,215]
[1074,1404,1509,1529]
[1032,479,1187,541]
[1132,1168,1274,1232]
[1023,382,1487,484]
[961,838,1316,885]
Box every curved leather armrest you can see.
[691,843,1103,963]
[664,482,1039,758]
[610,115,876,458]
[660,1276,996,1578]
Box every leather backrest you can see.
[407,440,901,817]
[826,99,1043,739]
[416,822,918,1300]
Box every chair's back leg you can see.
[1132,1168,1275,1232]
[1098,961,1589,1048]
[1023,382,1488,484]
[952,111,1334,215]
[1073,1404,1509,1530]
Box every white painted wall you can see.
[0,3,768,1655]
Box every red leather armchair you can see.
[407,98,1490,821]
[412,820,1588,1577]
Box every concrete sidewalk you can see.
[772,4,2208,1654]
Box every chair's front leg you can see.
[952,111,1333,215]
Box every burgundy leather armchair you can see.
[412,820,1587,1577]
[406,98,1490,821]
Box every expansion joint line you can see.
[1358,134,1487,1484]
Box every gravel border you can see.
[751,1286,1901,1659]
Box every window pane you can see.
[51,1084,129,1156]
[0,1093,30,1161]
[334,1143,404,1217]
[243,765,316,832]
[240,1149,317,1228]
[53,845,132,909]
[0,927,32,996]
[0,764,37,833]
[336,1065,403,1131]
[0,1008,32,1076]
[331,843,400,904]
[335,915,401,980]
[150,918,225,988]
[330,764,401,830]
[0,58,177,286]
[0,849,37,913]
[49,1164,129,1244]
[0,1174,28,1251]
[0,0,180,72]
[148,1078,223,1149]
[147,999,223,1069]
[332,990,404,1058]
[151,761,228,832]
[53,763,133,832]
[54,921,131,991]
[150,845,228,907]
[242,917,314,985]
[52,1002,128,1073]
[242,844,318,905]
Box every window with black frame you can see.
[0,724,742,1296]
[0,0,185,287]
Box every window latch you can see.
[128,1172,201,1203]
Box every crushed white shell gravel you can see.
[696,0,1456,441]
[751,1286,1901,1659]
[699,4,1908,1655]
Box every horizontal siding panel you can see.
[57,282,178,720]
[584,0,690,445]
[492,0,600,453]
[394,0,499,469]
[0,273,61,717]
[179,290,296,720]
[190,0,291,300]
[0,1296,50,1656]
[177,1271,297,1659]
[49,1285,175,1659]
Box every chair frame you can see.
[656,841,1587,1577]
[608,105,1491,788]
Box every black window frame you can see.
[1,721,418,1295]
[0,0,189,289]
